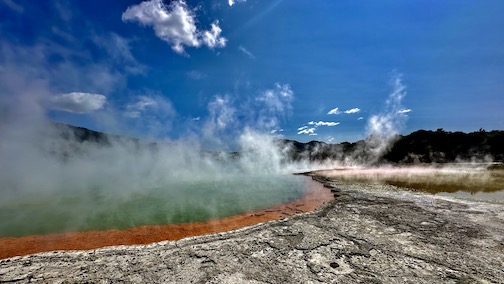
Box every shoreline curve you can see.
[0,177,333,260]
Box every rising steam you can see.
[361,72,409,163]
[0,83,305,235]
[2,62,498,237]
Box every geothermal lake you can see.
[3,164,503,239]
[316,164,504,204]
[0,174,306,238]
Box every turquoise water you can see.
[0,174,305,238]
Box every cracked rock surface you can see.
[1,178,504,283]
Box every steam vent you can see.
[2,0,504,282]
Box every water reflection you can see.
[316,163,504,204]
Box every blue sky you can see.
[1,0,503,145]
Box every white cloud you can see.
[308,121,340,127]
[344,107,360,114]
[358,116,364,120]
[238,45,255,59]
[398,108,412,114]
[327,107,340,115]
[329,107,361,115]
[201,21,227,49]
[298,119,339,136]
[49,92,107,114]
[122,0,226,54]
[297,127,317,135]
[228,0,246,7]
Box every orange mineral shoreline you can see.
[0,177,333,260]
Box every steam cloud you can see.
[364,72,409,160]
[0,78,303,208]
[3,61,496,237]
[0,78,306,235]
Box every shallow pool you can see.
[0,174,305,238]
[316,165,504,204]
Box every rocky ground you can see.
[1,175,504,283]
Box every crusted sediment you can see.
[1,176,504,283]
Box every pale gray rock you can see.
[1,177,504,283]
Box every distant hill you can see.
[282,129,504,164]
[383,129,504,164]
[53,122,112,144]
[52,123,504,164]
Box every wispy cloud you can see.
[398,108,412,114]
[123,94,176,136]
[92,33,145,75]
[228,0,246,7]
[358,116,364,120]
[298,119,339,136]
[327,107,340,115]
[49,92,107,114]
[297,126,317,135]
[1,32,134,97]
[344,107,360,114]
[329,107,361,115]
[125,96,158,118]
[238,45,255,59]
[308,121,340,127]
[256,83,293,113]
[122,0,226,55]
[124,95,175,119]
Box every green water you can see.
[0,175,305,238]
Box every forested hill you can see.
[383,129,504,163]
[282,129,504,164]
[50,123,504,164]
